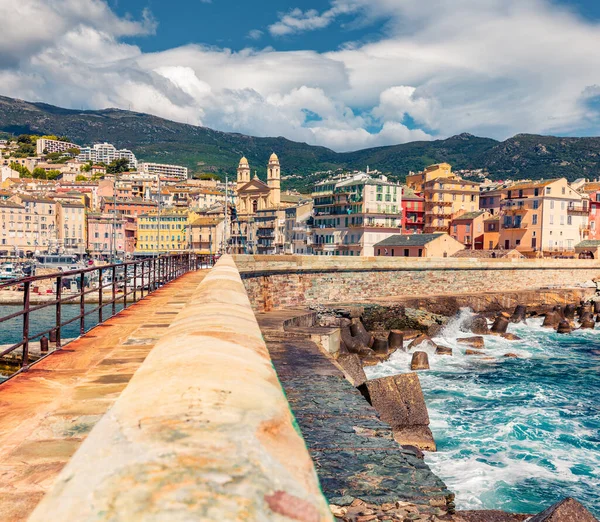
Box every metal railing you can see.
[0,253,217,381]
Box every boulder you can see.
[491,314,510,334]
[504,353,520,358]
[556,320,572,334]
[408,334,437,351]
[388,330,404,350]
[596,314,600,323]
[564,304,577,320]
[372,338,389,355]
[594,301,600,315]
[528,497,598,522]
[350,320,374,348]
[410,351,430,370]
[469,314,490,335]
[457,336,485,348]
[465,349,484,355]
[436,345,453,356]
[542,311,560,329]
[510,305,527,323]
[359,373,436,451]
[502,333,521,341]
[335,353,367,387]
[580,320,595,330]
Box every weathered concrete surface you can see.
[257,311,451,513]
[27,256,332,522]
[0,270,207,522]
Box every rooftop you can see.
[452,211,486,221]
[374,233,445,247]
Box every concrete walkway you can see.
[0,270,207,522]
[257,311,451,513]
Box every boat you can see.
[0,263,25,282]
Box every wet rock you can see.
[335,353,367,387]
[556,320,572,334]
[564,304,577,320]
[465,349,484,355]
[470,315,490,335]
[359,373,436,451]
[388,330,404,351]
[596,314,600,323]
[594,301,600,315]
[408,334,437,351]
[457,336,484,348]
[361,355,382,367]
[410,351,430,370]
[491,314,509,334]
[502,333,521,341]
[401,445,425,459]
[528,497,599,522]
[510,305,527,323]
[436,345,453,356]
[372,338,389,355]
[542,311,561,329]
[580,317,596,329]
[350,320,374,348]
[503,353,520,358]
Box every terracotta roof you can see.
[452,211,486,221]
[505,178,562,191]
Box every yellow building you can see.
[135,208,198,253]
[405,163,454,194]
[423,177,480,233]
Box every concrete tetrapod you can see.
[410,351,430,370]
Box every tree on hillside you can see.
[67,147,80,156]
[46,170,61,180]
[32,167,48,179]
[81,162,92,172]
[76,175,88,182]
[106,158,130,174]
[10,162,31,178]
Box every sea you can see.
[365,310,600,517]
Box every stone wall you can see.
[28,255,332,522]
[233,255,600,312]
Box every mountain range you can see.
[1,95,600,191]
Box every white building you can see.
[139,162,188,180]
[36,138,80,156]
[77,143,137,169]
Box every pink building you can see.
[87,213,136,258]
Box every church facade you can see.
[231,153,286,254]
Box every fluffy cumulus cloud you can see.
[2,0,600,152]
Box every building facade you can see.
[36,138,79,156]
[139,162,188,180]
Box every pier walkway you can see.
[0,269,207,521]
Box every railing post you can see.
[123,264,128,309]
[153,258,157,291]
[56,276,62,349]
[98,268,103,323]
[112,265,116,317]
[133,262,137,303]
[22,281,31,370]
[79,272,85,335]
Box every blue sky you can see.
[1,0,600,151]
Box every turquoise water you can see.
[365,311,600,516]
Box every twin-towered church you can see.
[236,152,281,216]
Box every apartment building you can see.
[36,138,79,156]
[189,216,225,254]
[450,210,491,249]
[479,181,512,215]
[577,182,600,240]
[405,163,454,194]
[284,200,314,255]
[135,209,193,253]
[312,172,402,256]
[374,233,465,258]
[139,162,188,180]
[423,177,480,234]
[77,143,137,169]
[401,188,425,234]
[498,178,587,253]
[56,201,86,255]
[87,213,137,258]
[6,196,57,254]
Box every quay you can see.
[0,255,598,521]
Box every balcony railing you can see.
[567,204,588,214]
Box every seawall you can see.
[27,255,332,522]
[233,255,600,312]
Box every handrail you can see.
[0,253,218,381]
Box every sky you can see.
[1,0,600,152]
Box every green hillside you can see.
[1,95,600,191]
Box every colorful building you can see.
[401,188,425,234]
[374,233,465,258]
[450,210,491,249]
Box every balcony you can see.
[503,206,528,215]
[567,204,588,215]
[502,222,529,230]
[425,201,452,210]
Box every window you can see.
[532,214,538,225]
[550,215,554,225]
[550,201,554,209]
[534,188,539,196]
[533,200,539,210]
[404,249,409,257]
[567,216,572,225]
[546,187,551,194]
[562,187,566,195]
[466,224,471,233]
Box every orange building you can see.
[450,210,491,249]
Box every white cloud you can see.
[2,0,600,154]
[247,29,264,40]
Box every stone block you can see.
[410,351,430,370]
[528,497,598,522]
[457,336,484,348]
[336,353,367,387]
